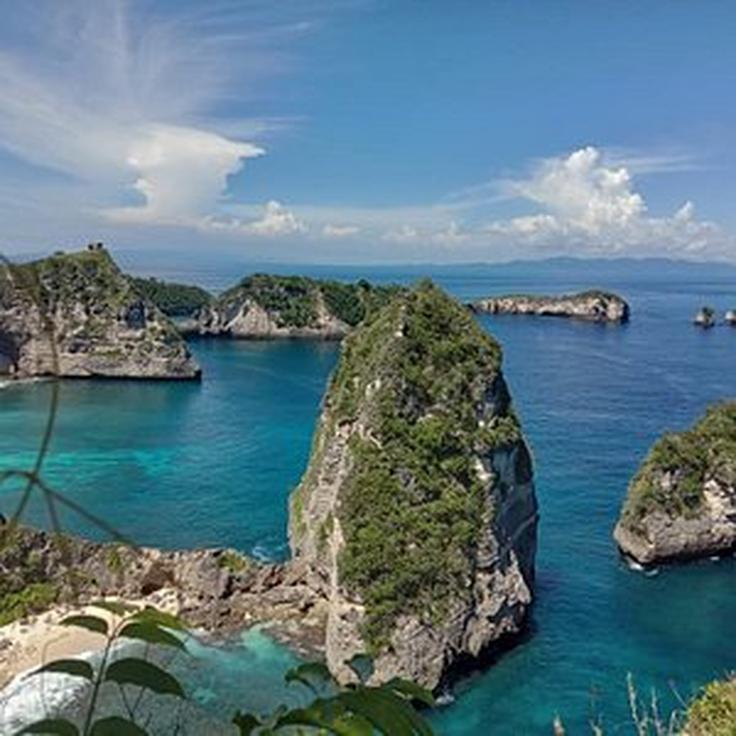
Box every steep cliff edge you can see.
[472,290,629,323]
[196,274,401,339]
[289,280,538,689]
[614,402,736,564]
[0,248,200,379]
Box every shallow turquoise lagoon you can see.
[1,261,734,733]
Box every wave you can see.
[0,663,89,733]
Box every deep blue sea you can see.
[1,258,735,734]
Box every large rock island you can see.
[0,247,200,379]
[290,280,538,688]
[472,290,629,323]
[614,402,736,565]
[195,274,400,339]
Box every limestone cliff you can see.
[0,247,200,379]
[289,280,538,689]
[614,402,736,564]
[196,274,401,339]
[472,290,629,323]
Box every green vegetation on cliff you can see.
[305,280,528,648]
[6,247,128,308]
[684,677,736,735]
[129,276,213,317]
[218,274,402,329]
[620,402,736,524]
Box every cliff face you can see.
[0,248,200,379]
[614,402,736,564]
[196,274,401,339]
[289,281,538,689]
[472,290,629,323]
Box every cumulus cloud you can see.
[244,201,307,236]
[480,146,730,256]
[107,125,264,225]
[505,146,645,234]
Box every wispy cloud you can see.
[0,0,329,233]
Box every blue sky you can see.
[1,0,735,263]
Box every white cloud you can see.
[505,146,645,235]
[0,0,324,237]
[322,223,360,238]
[245,200,307,236]
[106,125,264,225]
[475,146,731,257]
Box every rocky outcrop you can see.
[195,274,400,339]
[0,247,200,379]
[694,307,716,328]
[472,290,629,323]
[614,402,736,565]
[289,280,538,689]
[0,526,325,657]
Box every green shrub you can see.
[129,277,213,317]
[622,401,736,523]
[684,677,736,735]
[0,582,58,626]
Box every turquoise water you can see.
[1,260,735,733]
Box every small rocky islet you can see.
[614,401,736,565]
[470,289,630,323]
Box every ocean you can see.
[1,258,734,734]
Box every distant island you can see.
[128,276,213,318]
[0,246,200,380]
[193,274,402,340]
[614,401,736,565]
[470,290,630,323]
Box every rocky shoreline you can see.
[471,290,629,323]
[0,526,327,665]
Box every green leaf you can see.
[232,712,261,735]
[384,677,436,707]
[59,615,108,636]
[104,657,185,698]
[119,622,186,651]
[284,662,335,694]
[17,718,80,736]
[89,717,147,736]
[337,686,434,736]
[89,600,135,616]
[31,659,94,681]
[130,607,186,632]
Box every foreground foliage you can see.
[17,604,435,736]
